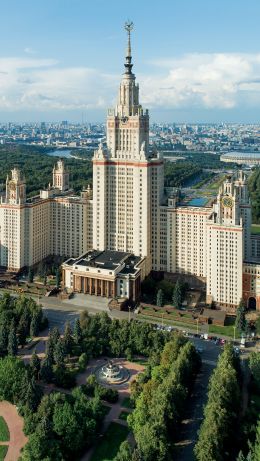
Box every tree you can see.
[249,352,260,390]
[0,324,9,354]
[54,339,65,366]
[50,327,60,345]
[255,316,260,335]
[25,376,43,411]
[194,344,240,461]
[30,351,41,380]
[63,322,73,355]
[74,319,83,345]
[78,352,88,370]
[114,441,132,461]
[17,310,31,346]
[0,356,29,403]
[30,313,40,337]
[28,268,34,283]
[252,419,260,461]
[172,279,182,309]
[156,289,164,307]
[40,356,53,383]
[7,323,18,356]
[56,268,61,288]
[236,299,247,334]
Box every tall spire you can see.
[124,21,134,75]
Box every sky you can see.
[1,0,260,123]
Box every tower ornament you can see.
[124,21,134,74]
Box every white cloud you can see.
[1,52,260,113]
[24,47,36,55]
[0,57,117,111]
[140,53,260,110]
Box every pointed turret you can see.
[124,21,134,75]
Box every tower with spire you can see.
[92,23,164,272]
[53,159,69,192]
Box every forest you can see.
[0,145,93,197]
[0,144,238,196]
[248,168,260,223]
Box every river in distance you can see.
[47,149,72,158]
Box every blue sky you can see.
[1,0,260,123]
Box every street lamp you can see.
[196,318,199,335]
[128,305,131,323]
[233,325,236,342]
[161,312,164,328]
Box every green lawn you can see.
[139,314,198,332]
[0,445,8,461]
[139,310,242,338]
[90,422,129,461]
[0,417,9,442]
[206,175,226,190]
[131,357,148,366]
[251,225,260,235]
[119,411,129,421]
[209,324,238,338]
[121,397,133,409]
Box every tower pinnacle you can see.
[124,21,134,74]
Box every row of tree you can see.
[156,279,185,308]
[0,294,47,356]
[237,352,260,461]
[30,321,83,388]
[194,344,241,461]
[20,387,105,461]
[117,334,201,461]
[248,167,260,223]
[0,356,42,413]
[78,311,170,359]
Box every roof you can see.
[64,249,142,274]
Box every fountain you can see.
[95,360,130,385]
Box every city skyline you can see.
[1,0,260,123]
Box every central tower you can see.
[106,21,149,159]
[92,23,164,273]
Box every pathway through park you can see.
[0,401,27,461]
[174,361,215,461]
[79,358,144,461]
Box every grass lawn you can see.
[139,314,198,332]
[0,446,8,461]
[206,175,226,190]
[251,225,260,235]
[139,312,241,339]
[119,411,129,421]
[209,324,240,338]
[121,397,133,409]
[90,422,129,461]
[131,357,148,366]
[0,417,9,442]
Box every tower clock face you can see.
[222,196,233,208]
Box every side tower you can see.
[53,159,69,192]
[6,168,26,204]
[92,22,164,273]
[206,173,245,310]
